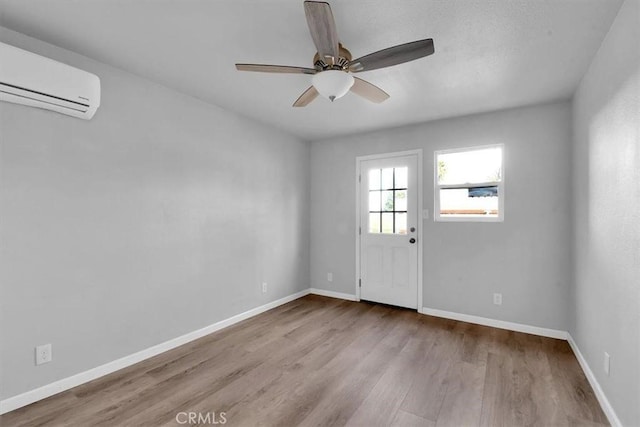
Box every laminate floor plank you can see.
[496,332,552,426]
[546,340,609,426]
[345,316,434,427]
[435,360,486,427]
[460,323,500,367]
[391,410,436,427]
[399,330,465,421]
[520,335,568,426]
[296,341,400,426]
[0,296,608,427]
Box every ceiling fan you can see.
[235,1,435,107]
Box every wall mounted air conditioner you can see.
[0,41,100,120]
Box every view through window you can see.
[435,145,503,221]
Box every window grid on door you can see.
[368,167,408,235]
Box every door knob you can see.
[409,238,416,244]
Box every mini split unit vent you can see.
[0,42,100,120]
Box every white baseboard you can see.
[0,289,311,415]
[420,306,567,340]
[567,334,622,427]
[309,288,357,301]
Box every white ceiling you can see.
[0,0,623,140]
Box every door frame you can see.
[355,149,423,311]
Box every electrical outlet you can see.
[493,293,502,305]
[35,344,52,365]
[262,282,267,293]
[604,352,610,375]
[327,272,333,282]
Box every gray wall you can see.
[0,27,310,400]
[571,0,640,424]
[310,102,572,331]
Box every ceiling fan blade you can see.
[349,39,434,73]
[293,86,319,107]
[350,77,390,103]
[304,1,340,64]
[236,64,317,75]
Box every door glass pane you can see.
[382,191,394,211]
[381,213,394,234]
[368,191,381,212]
[365,165,412,235]
[395,213,407,235]
[395,167,408,188]
[394,190,407,211]
[381,168,393,189]
[369,213,381,233]
[368,169,381,190]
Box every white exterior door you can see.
[359,153,419,309]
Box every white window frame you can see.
[434,144,504,223]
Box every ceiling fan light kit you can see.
[312,70,354,101]
[235,1,435,107]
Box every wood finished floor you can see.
[1,295,608,427]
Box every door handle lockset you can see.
[409,238,416,244]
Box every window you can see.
[368,167,408,234]
[434,145,503,222]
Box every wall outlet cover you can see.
[35,344,52,365]
[493,293,502,305]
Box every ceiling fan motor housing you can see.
[313,43,352,70]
